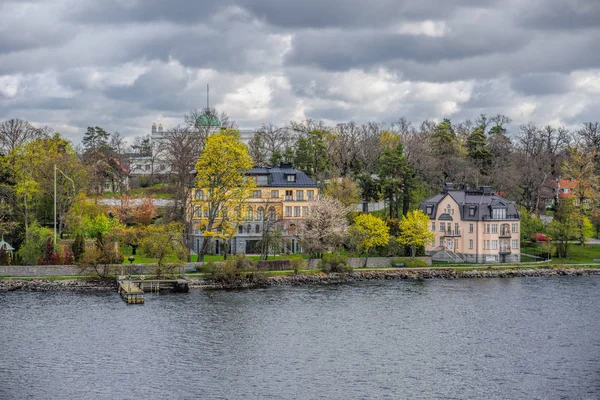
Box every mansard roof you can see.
[246,164,318,187]
[419,185,519,221]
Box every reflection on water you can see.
[1,276,599,399]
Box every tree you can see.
[378,143,410,219]
[140,222,188,277]
[71,232,86,262]
[547,198,578,258]
[194,131,255,261]
[466,125,492,176]
[293,129,331,181]
[324,177,361,209]
[17,220,53,265]
[429,118,461,181]
[0,119,46,156]
[348,214,390,267]
[296,196,348,267]
[396,209,435,259]
[78,232,123,279]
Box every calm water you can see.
[1,276,599,399]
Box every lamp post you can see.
[54,164,76,246]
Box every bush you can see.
[196,261,216,273]
[290,259,306,274]
[319,252,352,273]
[209,255,266,285]
[391,257,428,268]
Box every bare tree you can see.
[0,119,46,155]
[184,108,234,150]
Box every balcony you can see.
[442,229,461,237]
[499,230,512,238]
[499,246,512,254]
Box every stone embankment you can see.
[0,279,114,292]
[1,268,599,292]
[189,267,600,289]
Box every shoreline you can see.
[1,267,599,292]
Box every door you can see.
[446,239,453,250]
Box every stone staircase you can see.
[431,249,465,263]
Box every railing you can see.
[499,246,512,254]
[442,229,461,237]
[499,230,512,238]
[482,214,520,220]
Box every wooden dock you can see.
[117,280,144,304]
[134,279,189,293]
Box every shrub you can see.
[319,252,352,273]
[209,256,265,284]
[290,259,306,274]
[196,261,216,273]
[391,257,428,268]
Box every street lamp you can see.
[54,164,76,246]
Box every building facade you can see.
[419,184,521,263]
[190,164,318,255]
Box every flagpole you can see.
[54,164,57,246]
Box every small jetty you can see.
[116,277,189,304]
[117,279,145,304]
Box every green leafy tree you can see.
[518,206,544,242]
[348,214,390,267]
[194,131,255,261]
[396,210,435,259]
[324,177,361,209]
[17,221,53,265]
[293,130,331,181]
[378,143,410,219]
[547,198,578,258]
[71,232,86,262]
[140,222,188,277]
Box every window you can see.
[251,190,261,198]
[492,224,498,234]
[307,190,314,201]
[238,226,243,234]
[204,208,209,217]
[256,207,264,221]
[431,222,436,231]
[194,207,201,217]
[285,190,293,200]
[454,223,459,234]
[562,188,568,193]
[492,240,498,250]
[271,190,279,198]
[195,190,204,200]
[426,206,433,214]
[469,239,473,249]
[294,206,300,217]
[512,223,518,233]
[268,207,276,221]
[245,207,253,220]
[296,190,304,201]
[257,175,268,185]
[285,206,292,217]
[469,207,475,217]
[144,164,150,171]
[483,240,487,250]
[446,205,451,214]
[440,222,445,232]
[492,208,507,219]
[485,224,490,234]
[512,239,518,249]
[286,174,296,182]
[440,237,444,247]
[469,223,473,233]
[302,206,308,217]
[256,225,260,233]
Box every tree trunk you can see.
[199,237,210,262]
[411,245,416,259]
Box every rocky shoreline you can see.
[1,267,599,292]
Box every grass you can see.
[521,243,600,265]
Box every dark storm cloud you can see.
[519,0,600,30]
[510,73,573,96]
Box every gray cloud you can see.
[0,0,598,144]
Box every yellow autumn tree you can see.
[348,213,390,267]
[194,130,255,260]
[397,209,435,259]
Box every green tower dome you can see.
[196,112,221,127]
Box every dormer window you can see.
[426,206,433,214]
[492,208,507,219]
[469,207,475,217]
[286,174,296,182]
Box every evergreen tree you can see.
[466,125,492,175]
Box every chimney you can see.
[479,186,492,195]
[152,122,157,134]
[158,123,163,133]
[442,182,454,194]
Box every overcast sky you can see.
[1,0,599,144]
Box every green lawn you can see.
[520,243,600,265]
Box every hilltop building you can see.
[189,164,318,255]
[419,184,521,263]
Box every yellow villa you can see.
[190,163,319,255]
[419,184,521,263]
